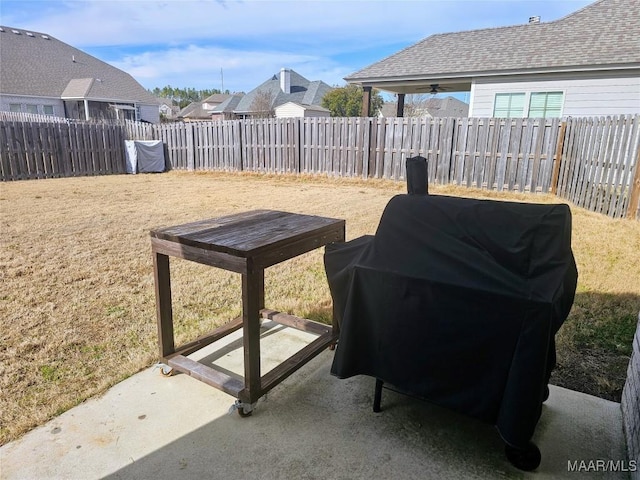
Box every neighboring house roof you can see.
[203,93,233,104]
[212,94,244,113]
[346,0,640,89]
[380,102,397,117]
[61,78,95,98]
[178,102,211,119]
[234,69,333,114]
[422,97,469,117]
[157,97,182,116]
[301,81,331,105]
[0,25,158,104]
[157,97,173,108]
[380,96,469,117]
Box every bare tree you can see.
[403,93,431,117]
[250,89,276,118]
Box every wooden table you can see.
[150,210,345,415]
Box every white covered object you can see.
[125,140,165,174]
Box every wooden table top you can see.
[150,210,345,258]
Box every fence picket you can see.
[613,116,639,218]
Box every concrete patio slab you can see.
[1,323,630,480]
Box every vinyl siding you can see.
[275,103,305,118]
[469,70,640,117]
[274,102,330,118]
[138,103,160,123]
[0,94,64,117]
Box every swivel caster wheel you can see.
[230,400,255,418]
[156,363,174,377]
[505,441,541,471]
[237,407,253,418]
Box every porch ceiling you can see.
[360,78,472,95]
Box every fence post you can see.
[237,119,244,172]
[361,117,370,179]
[550,121,567,195]
[187,122,194,171]
[296,117,301,174]
[627,146,640,219]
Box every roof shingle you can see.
[346,0,640,82]
[0,26,158,104]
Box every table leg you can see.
[331,226,346,342]
[240,269,264,404]
[153,251,175,359]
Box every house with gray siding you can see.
[0,26,159,123]
[345,0,639,118]
[233,68,333,118]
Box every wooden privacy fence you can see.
[2,115,639,219]
[0,111,70,124]
[154,116,563,191]
[555,115,640,219]
[139,116,639,218]
[0,120,126,179]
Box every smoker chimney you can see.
[406,156,429,195]
[529,16,541,24]
[280,68,291,94]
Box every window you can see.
[26,104,38,114]
[529,92,563,118]
[43,105,54,116]
[9,104,21,112]
[493,93,525,118]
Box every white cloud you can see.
[17,0,432,50]
[109,43,346,91]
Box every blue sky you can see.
[1,0,593,95]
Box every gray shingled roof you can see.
[212,94,243,113]
[346,0,640,83]
[0,26,158,104]
[380,96,469,117]
[423,97,469,117]
[203,93,233,104]
[234,70,333,114]
[178,102,210,119]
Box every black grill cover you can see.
[325,194,577,448]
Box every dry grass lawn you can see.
[1,171,639,446]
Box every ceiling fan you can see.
[428,84,448,94]
[414,84,450,94]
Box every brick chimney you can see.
[280,68,291,94]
